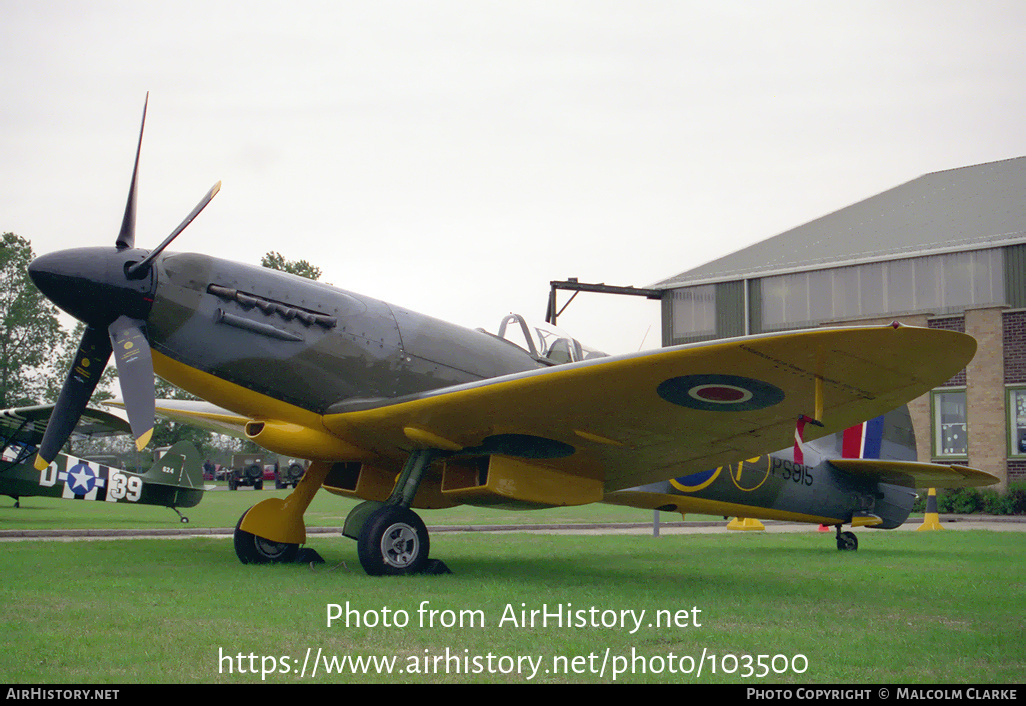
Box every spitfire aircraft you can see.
[28,98,995,575]
[0,405,204,521]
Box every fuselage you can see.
[147,252,544,418]
[604,453,916,527]
[604,407,920,527]
[0,444,203,509]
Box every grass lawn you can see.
[0,485,708,531]
[0,524,1021,684]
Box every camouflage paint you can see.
[147,253,543,415]
[605,407,917,528]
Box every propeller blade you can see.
[108,315,155,451]
[126,180,221,278]
[34,326,113,471]
[116,93,149,251]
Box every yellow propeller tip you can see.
[33,455,50,472]
[135,429,153,451]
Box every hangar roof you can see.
[652,156,1026,289]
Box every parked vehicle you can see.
[275,458,307,489]
[228,453,267,490]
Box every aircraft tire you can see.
[357,505,430,576]
[836,531,858,551]
[233,508,299,564]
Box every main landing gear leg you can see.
[234,460,331,564]
[343,448,448,576]
[835,525,858,551]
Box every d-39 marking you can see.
[0,404,204,521]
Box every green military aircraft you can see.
[0,404,204,521]
[27,98,996,575]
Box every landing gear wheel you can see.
[836,530,858,551]
[357,505,430,576]
[233,508,300,564]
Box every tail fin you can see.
[834,405,916,461]
[828,406,924,529]
[830,403,994,489]
[841,416,884,459]
[139,441,203,489]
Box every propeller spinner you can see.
[28,96,220,470]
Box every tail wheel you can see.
[836,530,858,551]
[357,505,430,576]
[233,508,299,564]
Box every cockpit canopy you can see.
[492,314,607,365]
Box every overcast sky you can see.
[3,1,1026,354]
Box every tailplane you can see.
[826,405,996,528]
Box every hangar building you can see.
[650,157,1026,489]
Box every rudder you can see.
[140,441,203,489]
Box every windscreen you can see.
[495,314,606,364]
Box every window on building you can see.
[1007,387,1026,457]
[757,248,1004,331]
[932,389,968,458]
[670,285,715,341]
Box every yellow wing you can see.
[322,324,975,491]
[829,459,998,488]
[111,398,251,438]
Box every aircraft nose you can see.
[29,246,156,326]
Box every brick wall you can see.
[965,307,1007,488]
[1004,310,1026,384]
[930,316,967,386]
[1008,460,1026,483]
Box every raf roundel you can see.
[657,374,785,412]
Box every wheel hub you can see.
[255,536,291,559]
[381,523,419,567]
